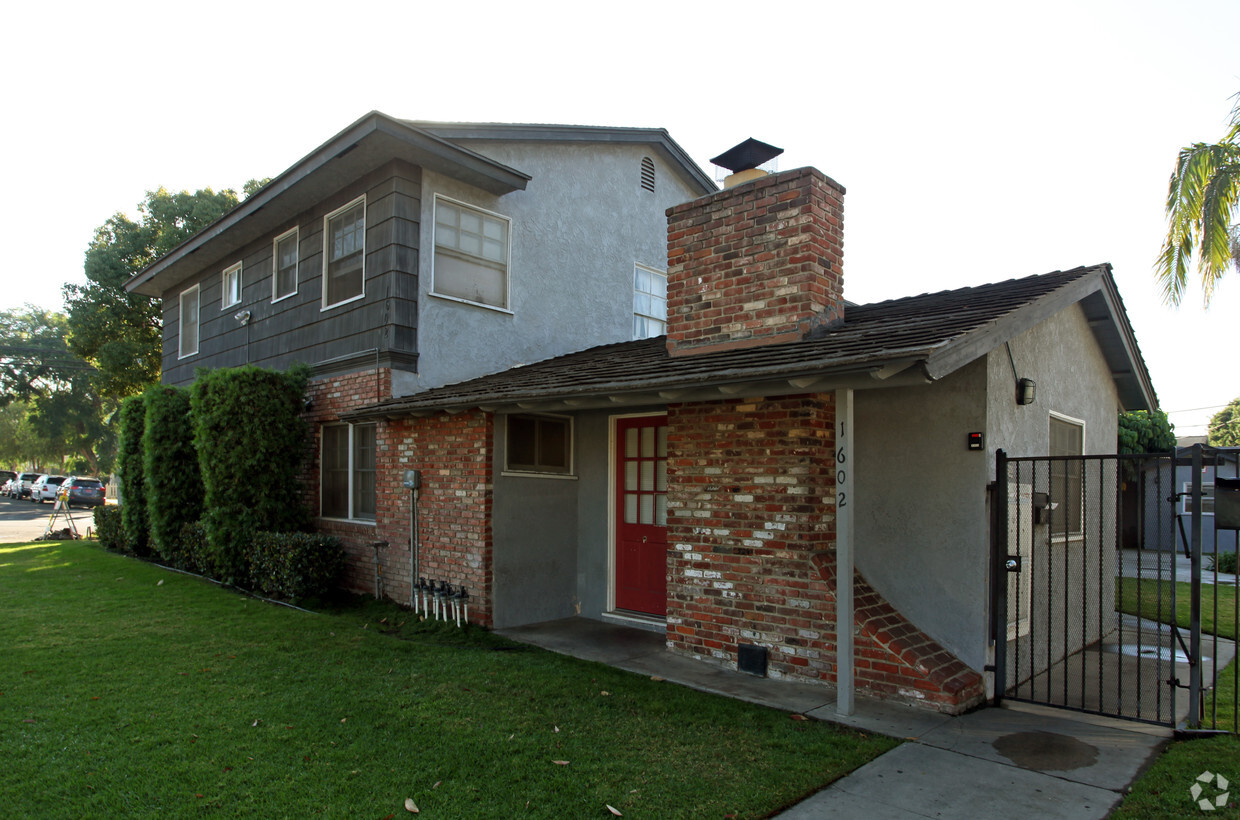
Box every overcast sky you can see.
[3,0,1237,436]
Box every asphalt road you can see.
[0,494,102,542]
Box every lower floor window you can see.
[322,422,376,520]
[506,414,571,474]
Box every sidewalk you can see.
[1121,548,1237,585]
[499,618,1168,819]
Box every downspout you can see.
[834,388,855,716]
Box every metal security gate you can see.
[991,447,1239,730]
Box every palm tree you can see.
[1156,93,1240,306]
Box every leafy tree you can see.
[0,307,113,474]
[117,394,150,556]
[0,402,59,471]
[1118,409,1177,454]
[1208,397,1240,446]
[1156,93,1240,306]
[63,186,256,402]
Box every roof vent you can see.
[640,156,655,192]
[710,138,784,189]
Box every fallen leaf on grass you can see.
[789,714,808,721]
[404,797,419,813]
[606,805,623,816]
[650,676,664,682]
[600,691,611,696]
[340,717,348,723]
[432,781,441,789]
[157,580,164,586]
[552,760,570,766]
[22,719,36,724]
[251,720,260,727]
[554,725,560,733]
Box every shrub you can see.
[248,532,344,603]
[117,395,150,556]
[144,385,203,564]
[93,506,124,551]
[176,520,208,575]
[1209,552,1238,574]
[191,364,310,584]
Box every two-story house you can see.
[130,114,1160,715]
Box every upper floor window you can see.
[633,264,667,339]
[273,228,298,302]
[323,197,365,309]
[222,262,242,309]
[179,285,200,359]
[321,422,376,521]
[433,195,510,310]
[1049,413,1085,534]
[640,156,655,192]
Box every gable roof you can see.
[341,264,1157,421]
[126,112,714,298]
[407,121,717,194]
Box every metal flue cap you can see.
[709,138,784,173]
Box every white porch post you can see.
[834,388,855,716]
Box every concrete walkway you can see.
[1121,548,1237,585]
[499,618,1169,819]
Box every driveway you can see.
[0,495,100,542]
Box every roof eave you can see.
[125,112,531,298]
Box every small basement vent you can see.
[737,643,768,677]
[640,156,655,192]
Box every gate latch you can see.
[1005,556,1022,572]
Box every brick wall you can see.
[665,167,845,356]
[665,395,838,679]
[665,392,984,713]
[303,370,494,624]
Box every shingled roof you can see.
[341,264,1156,421]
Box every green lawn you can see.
[1112,576,1239,817]
[0,541,896,819]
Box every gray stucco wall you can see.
[985,303,1120,463]
[491,412,580,630]
[854,359,992,671]
[397,144,701,396]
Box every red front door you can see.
[615,416,668,616]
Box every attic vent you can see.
[640,156,655,192]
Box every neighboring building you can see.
[130,117,1159,714]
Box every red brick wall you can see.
[665,392,984,713]
[303,370,494,624]
[665,395,838,678]
[665,167,845,356]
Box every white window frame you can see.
[272,227,299,303]
[1048,411,1086,537]
[321,196,366,310]
[633,263,667,339]
[431,194,512,313]
[320,422,377,522]
[1181,482,1216,516]
[221,262,243,309]
[502,413,575,478]
[178,284,200,359]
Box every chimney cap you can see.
[709,138,784,173]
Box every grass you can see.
[1111,576,1239,817]
[0,541,897,819]
[1115,577,1238,641]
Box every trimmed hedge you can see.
[248,532,345,603]
[117,395,149,556]
[144,385,203,566]
[93,505,124,552]
[191,364,310,583]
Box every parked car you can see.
[58,476,106,509]
[29,475,67,504]
[0,470,15,491]
[12,472,41,499]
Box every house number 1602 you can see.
[836,443,847,508]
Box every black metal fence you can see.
[991,447,1238,731]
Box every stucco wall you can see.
[491,413,580,629]
[400,143,701,396]
[985,303,1120,463]
[854,360,991,671]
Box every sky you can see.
[3,0,1237,437]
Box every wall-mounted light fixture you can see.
[235,310,252,326]
[1017,378,1036,406]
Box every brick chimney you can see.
[665,167,845,356]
